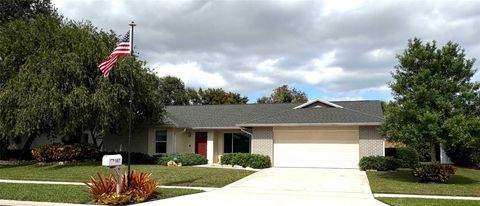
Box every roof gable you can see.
[293,99,343,109]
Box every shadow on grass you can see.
[0,164,34,169]
[163,178,202,186]
[374,169,478,185]
[45,161,102,170]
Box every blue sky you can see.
[53,0,480,103]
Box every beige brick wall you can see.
[251,127,273,158]
[359,126,384,158]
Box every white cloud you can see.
[153,62,227,88]
[52,0,480,101]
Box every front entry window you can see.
[224,133,251,153]
[155,130,167,153]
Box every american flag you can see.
[98,32,131,77]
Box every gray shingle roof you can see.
[163,100,383,128]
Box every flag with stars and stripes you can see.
[98,32,131,77]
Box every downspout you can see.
[240,127,253,154]
[240,127,252,136]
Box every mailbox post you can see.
[102,155,123,194]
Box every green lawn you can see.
[367,167,480,196]
[0,163,254,187]
[377,198,480,206]
[0,182,202,203]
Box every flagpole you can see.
[127,20,136,190]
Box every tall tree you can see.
[0,15,164,157]
[158,76,189,105]
[0,0,55,24]
[199,88,248,105]
[380,38,480,162]
[186,87,202,105]
[257,85,308,104]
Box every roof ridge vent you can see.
[293,99,343,109]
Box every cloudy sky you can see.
[52,0,480,102]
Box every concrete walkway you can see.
[136,168,388,206]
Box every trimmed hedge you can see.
[99,152,157,164]
[359,156,402,171]
[385,147,419,168]
[220,153,271,169]
[31,144,98,162]
[412,164,456,183]
[157,153,207,166]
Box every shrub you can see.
[445,144,476,166]
[412,164,456,183]
[31,144,98,162]
[99,152,156,165]
[220,153,271,169]
[157,153,207,166]
[85,170,158,205]
[472,151,480,167]
[6,149,33,160]
[359,156,402,171]
[385,147,419,168]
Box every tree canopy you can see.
[0,15,164,154]
[156,76,248,105]
[257,85,308,104]
[379,38,480,162]
[0,0,55,24]
[197,88,248,105]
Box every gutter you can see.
[235,122,382,127]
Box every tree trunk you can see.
[0,139,7,160]
[430,144,437,163]
[21,135,36,160]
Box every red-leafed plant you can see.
[85,171,159,205]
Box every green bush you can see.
[412,164,456,183]
[385,147,419,168]
[220,153,271,169]
[472,151,480,167]
[31,144,98,162]
[445,144,476,166]
[6,149,33,160]
[359,156,402,171]
[99,152,157,164]
[157,153,207,166]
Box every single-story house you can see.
[103,99,386,168]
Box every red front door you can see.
[195,132,207,157]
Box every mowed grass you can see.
[367,167,480,196]
[0,163,254,187]
[377,198,480,206]
[0,182,202,203]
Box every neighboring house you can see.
[103,99,386,168]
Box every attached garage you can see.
[273,126,360,168]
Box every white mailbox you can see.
[102,154,123,167]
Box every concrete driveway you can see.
[139,168,387,206]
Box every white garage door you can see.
[273,126,359,168]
